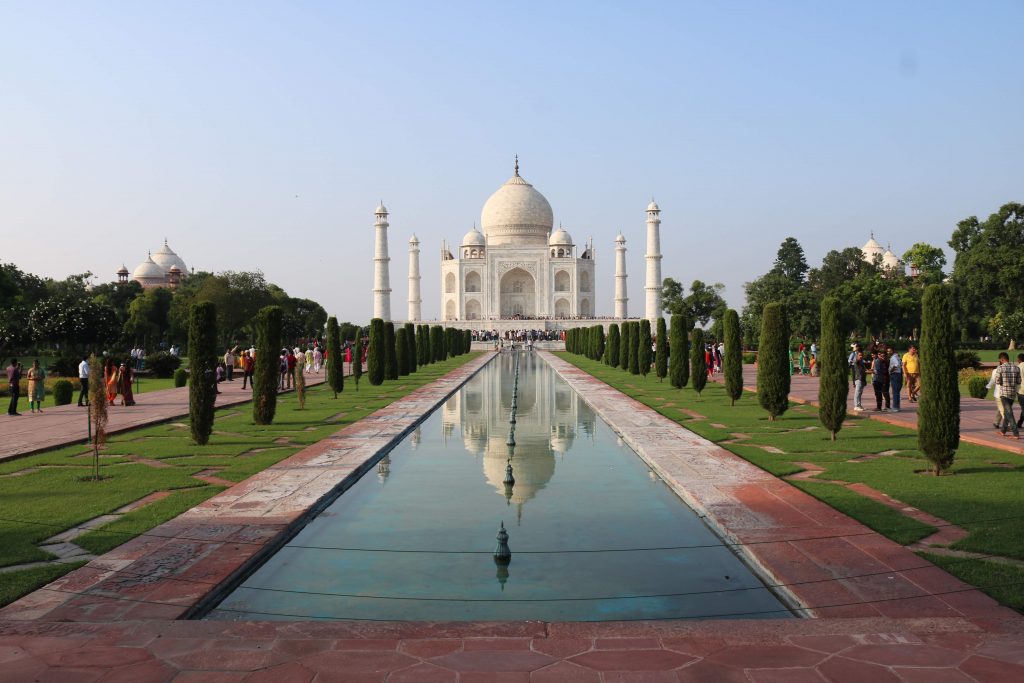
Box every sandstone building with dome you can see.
[117,240,190,289]
[372,159,665,332]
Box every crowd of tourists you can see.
[4,354,137,416]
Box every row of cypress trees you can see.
[367,321,472,386]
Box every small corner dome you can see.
[375,202,388,214]
[647,200,660,212]
[117,264,129,274]
[882,249,900,269]
[409,234,419,244]
[462,227,486,247]
[614,232,626,243]
[133,254,165,280]
[549,227,573,246]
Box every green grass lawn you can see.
[555,352,1024,613]
[0,353,481,607]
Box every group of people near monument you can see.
[987,352,1023,439]
[848,341,916,414]
[5,358,46,415]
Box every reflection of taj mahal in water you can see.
[440,353,596,517]
[371,158,667,332]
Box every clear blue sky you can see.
[3,1,1022,322]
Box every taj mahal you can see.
[371,158,665,332]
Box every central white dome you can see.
[480,166,553,247]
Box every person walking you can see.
[851,349,868,411]
[27,359,45,413]
[313,345,323,373]
[872,350,891,412]
[994,352,1021,439]
[241,351,255,390]
[224,348,235,382]
[118,361,136,406]
[986,360,1005,429]
[887,344,903,413]
[77,355,90,406]
[1017,353,1024,430]
[903,345,920,402]
[104,358,119,406]
[6,358,23,416]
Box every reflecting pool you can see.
[207,352,790,621]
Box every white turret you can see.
[614,232,628,319]
[644,200,663,324]
[407,234,421,322]
[373,202,392,321]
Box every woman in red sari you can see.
[104,358,118,405]
[118,361,135,406]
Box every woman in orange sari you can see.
[104,358,118,405]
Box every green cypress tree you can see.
[669,315,687,388]
[353,331,363,391]
[383,322,398,380]
[723,309,743,405]
[396,328,410,376]
[628,322,641,374]
[918,285,960,475]
[595,325,605,362]
[404,322,417,373]
[638,320,653,376]
[368,318,385,386]
[817,298,847,439]
[431,325,446,361]
[757,302,790,421]
[691,327,707,397]
[418,324,430,365]
[253,305,282,425]
[620,322,631,370]
[607,324,620,367]
[326,316,344,398]
[188,301,217,445]
[464,330,472,354]
[655,318,668,381]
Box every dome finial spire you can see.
[514,154,519,177]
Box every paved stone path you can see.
[0,354,494,623]
[723,367,1024,456]
[540,352,1017,623]
[0,372,335,463]
[1,615,1022,682]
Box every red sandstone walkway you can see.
[1,615,1022,682]
[722,367,1024,456]
[0,371,337,463]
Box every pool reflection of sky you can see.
[208,353,790,621]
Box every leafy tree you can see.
[253,305,282,425]
[918,285,960,475]
[669,314,688,388]
[404,322,417,373]
[722,309,743,405]
[757,302,790,420]
[817,297,847,439]
[188,301,217,445]
[368,318,385,385]
[29,296,119,351]
[325,316,344,398]
[655,318,668,380]
[123,287,173,347]
[607,324,620,367]
[638,320,653,376]
[384,322,398,380]
[771,236,809,283]
[396,327,410,376]
[690,328,707,397]
[901,242,947,285]
[353,332,363,391]
[661,278,726,326]
[949,203,1024,337]
[989,310,1024,347]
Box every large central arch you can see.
[499,267,536,318]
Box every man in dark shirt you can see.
[6,358,23,416]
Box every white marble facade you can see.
[438,159,596,322]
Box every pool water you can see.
[207,352,790,621]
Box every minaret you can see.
[614,232,628,319]
[373,201,392,321]
[407,234,421,322]
[645,200,663,324]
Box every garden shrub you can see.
[967,375,988,399]
[52,379,74,405]
[146,351,182,378]
[173,368,187,387]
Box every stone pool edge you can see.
[539,351,1018,622]
[0,352,497,623]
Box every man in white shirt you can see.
[77,356,90,407]
[986,360,1005,428]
